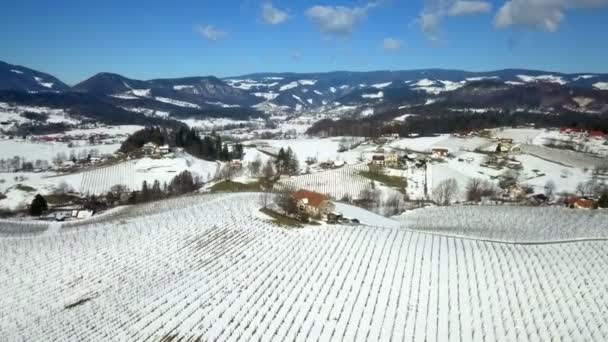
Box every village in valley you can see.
[1,104,607,226]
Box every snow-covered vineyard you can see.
[275,163,370,200]
[1,193,607,341]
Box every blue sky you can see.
[2,0,607,84]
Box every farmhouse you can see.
[371,155,385,166]
[291,190,335,219]
[385,153,399,168]
[588,131,606,140]
[142,142,157,155]
[567,196,598,209]
[431,148,449,159]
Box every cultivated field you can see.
[1,193,607,341]
[275,163,371,200]
[399,205,608,243]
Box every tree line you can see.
[306,110,608,138]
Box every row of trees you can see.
[307,110,608,138]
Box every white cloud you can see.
[262,2,289,25]
[383,38,403,52]
[196,25,227,41]
[306,3,378,36]
[418,0,491,41]
[448,1,492,16]
[495,0,608,32]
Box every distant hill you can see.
[0,60,69,92]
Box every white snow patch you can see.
[279,82,299,91]
[155,97,201,109]
[205,101,240,108]
[361,91,383,99]
[592,82,608,90]
[371,82,392,89]
[10,69,23,74]
[517,74,567,85]
[298,80,317,86]
[33,77,53,89]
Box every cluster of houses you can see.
[559,127,607,140]
[141,143,185,158]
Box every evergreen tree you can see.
[276,148,286,175]
[30,194,48,216]
[286,147,299,175]
[599,192,608,209]
[141,180,150,202]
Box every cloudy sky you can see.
[2,0,607,84]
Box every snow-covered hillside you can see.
[1,193,607,341]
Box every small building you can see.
[567,196,598,209]
[371,155,385,166]
[142,142,157,155]
[528,194,549,206]
[501,184,526,201]
[230,159,243,170]
[431,148,449,159]
[291,190,335,219]
[158,145,171,155]
[385,153,399,168]
[588,131,606,140]
[496,138,514,153]
[505,160,523,170]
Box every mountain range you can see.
[1,59,608,127]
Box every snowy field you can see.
[1,193,608,341]
[275,164,371,200]
[59,155,220,195]
[0,140,120,164]
[399,205,608,243]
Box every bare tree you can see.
[432,178,459,206]
[384,193,403,216]
[544,180,556,198]
[275,190,296,215]
[248,155,262,177]
[55,181,74,195]
[262,159,275,180]
[466,178,496,202]
[576,181,594,197]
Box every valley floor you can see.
[1,193,607,341]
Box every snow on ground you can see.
[252,92,279,100]
[392,114,418,122]
[573,75,596,81]
[205,101,240,108]
[33,76,54,89]
[495,128,542,143]
[466,76,500,82]
[276,164,370,200]
[279,82,299,91]
[593,82,608,90]
[154,97,200,109]
[520,144,607,169]
[361,91,383,99]
[179,118,256,130]
[0,140,120,164]
[252,137,369,165]
[2,192,608,341]
[399,205,608,243]
[49,125,144,137]
[371,82,392,89]
[334,202,401,228]
[55,154,221,195]
[517,74,567,85]
[298,80,317,85]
